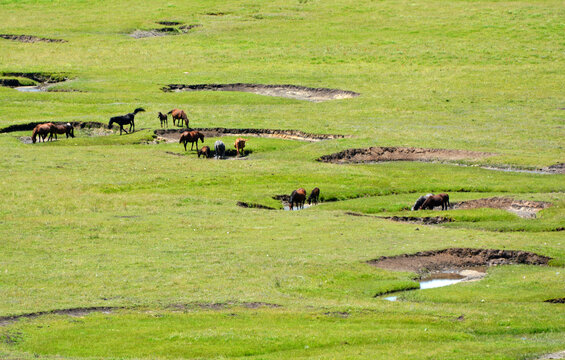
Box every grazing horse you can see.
[31,123,54,143]
[158,112,168,128]
[234,137,248,157]
[179,130,204,151]
[108,108,145,135]
[289,188,307,210]
[412,193,434,211]
[167,108,189,128]
[48,123,74,141]
[307,187,320,205]
[214,140,225,159]
[420,193,450,210]
[198,145,211,158]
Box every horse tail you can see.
[32,128,37,143]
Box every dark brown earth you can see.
[156,21,183,25]
[0,34,67,43]
[236,201,276,210]
[0,307,119,326]
[154,128,345,142]
[162,83,360,102]
[318,146,493,164]
[130,25,201,38]
[381,216,453,225]
[368,248,551,274]
[1,72,68,84]
[453,197,551,219]
[544,298,565,304]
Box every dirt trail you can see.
[162,83,360,102]
[154,127,345,142]
[368,248,551,274]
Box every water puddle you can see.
[15,86,42,92]
[383,269,485,301]
[283,204,312,211]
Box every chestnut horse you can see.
[158,112,168,128]
[420,193,450,210]
[289,188,307,210]
[234,137,248,157]
[48,123,74,141]
[198,145,211,158]
[179,130,204,151]
[307,187,320,205]
[167,108,189,128]
[31,123,54,143]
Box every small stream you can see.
[15,86,42,92]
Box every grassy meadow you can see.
[0,0,564,358]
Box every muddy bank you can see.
[453,197,551,219]
[0,71,70,91]
[162,83,360,102]
[0,34,67,43]
[0,307,119,326]
[236,201,275,210]
[544,298,565,304]
[155,127,345,142]
[130,24,200,38]
[382,216,453,225]
[368,248,551,274]
[1,121,105,133]
[318,146,493,164]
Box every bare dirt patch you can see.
[543,163,565,174]
[0,34,67,43]
[544,298,565,304]
[453,197,551,219]
[537,350,565,360]
[236,201,276,210]
[0,307,119,326]
[130,24,200,38]
[318,146,493,164]
[162,83,360,102]
[368,248,551,274]
[155,127,345,142]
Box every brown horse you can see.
[31,123,54,143]
[234,138,248,157]
[179,130,204,151]
[307,187,320,205]
[48,123,74,141]
[167,108,189,128]
[158,112,168,128]
[420,193,450,210]
[289,188,307,210]
[198,145,211,158]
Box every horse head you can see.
[108,119,114,129]
[134,107,146,114]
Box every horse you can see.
[198,145,211,158]
[234,137,248,157]
[158,112,168,128]
[420,193,450,210]
[214,140,225,159]
[179,130,204,151]
[412,193,434,211]
[48,123,74,141]
[167,108,189,128]
[108,108,145,135]
[289,188,307,210]
[307,187,320,205]
[31,123,54,143]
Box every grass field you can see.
[0,0,564,359]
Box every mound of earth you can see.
[0,34,67,43]
[154,127,345,142]
[130,24,200,38]
[368,248,551,274]
[162,83,360,102]
[318,146,493,164]
[236,201,275,210]
[453,197,551,219]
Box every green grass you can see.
[0,0,564,358]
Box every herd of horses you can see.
[289,187,320,210]
[31,122,74,143]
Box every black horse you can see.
[307,187,320,205]
[108,108,145,135]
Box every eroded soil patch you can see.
[0,307,119,326]
[0,71,70,91]
[368,248,551,274]
[130,24,200,38]
[544,298,565,304]
[0,34,67,43]
[162,83,360,102]
[155,127,345,142]
[318,146,493,164]
[453,197,551,219]
[236,201,276,210]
